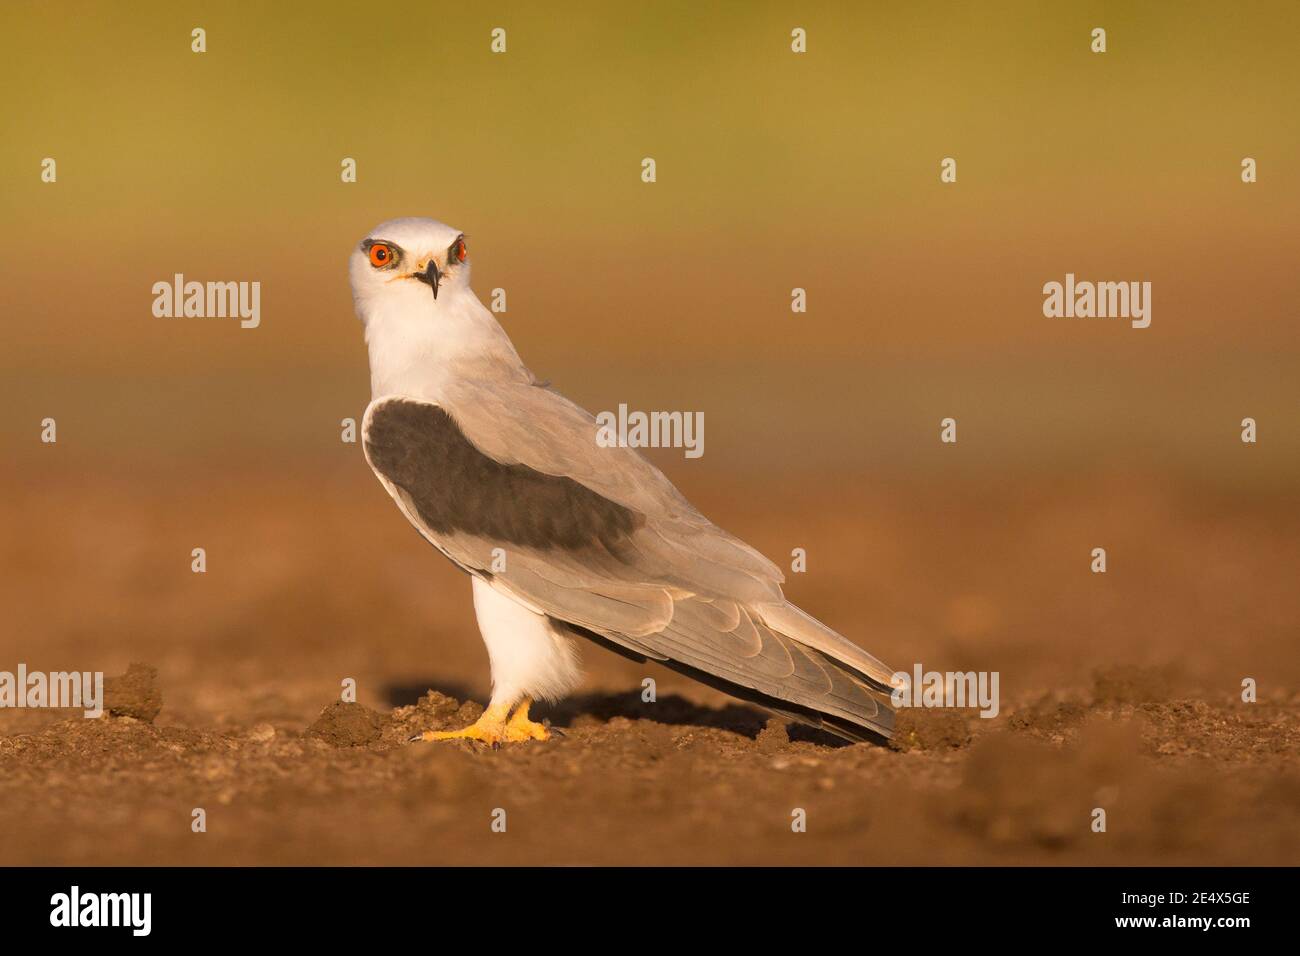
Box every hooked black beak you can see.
[414,259,441,299]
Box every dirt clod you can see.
[756,717,789,752]
[103,663,162,722]
[306,701,386,747]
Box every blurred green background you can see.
[1,0,1296,485]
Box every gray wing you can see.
[362,385,896,741]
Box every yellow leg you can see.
[414,698,549,746]
[503,698,550,742]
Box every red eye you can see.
[453,238,467,263]
[368,243,392,267]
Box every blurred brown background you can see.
[0,1,1296,865]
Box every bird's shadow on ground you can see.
[382,680,848,747]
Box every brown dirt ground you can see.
[1,459,1297,865]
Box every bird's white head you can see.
[351,217,526,399]
[349,217,471,321]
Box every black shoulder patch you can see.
[365,399,641,551]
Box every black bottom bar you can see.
[0,866,1282,941]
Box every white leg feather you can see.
[471,575,582,710]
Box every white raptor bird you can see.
[351,217,897,745]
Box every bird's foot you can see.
[504,700,550,742]
[412,699,550,747]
